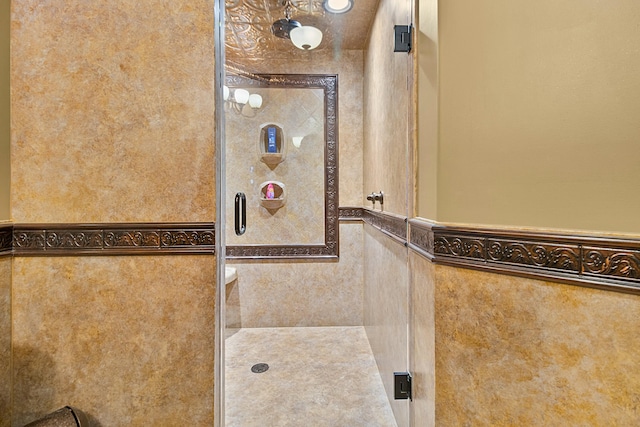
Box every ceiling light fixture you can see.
[323,0,353,14]
[272,0,324,50]
[290,25,323,50]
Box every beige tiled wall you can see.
[225,52,365,329]
[363,0,413,216]
[9,1,216,425]
[10,0,215,223]
[409,251,435,427]
[0,0,9,221]
[235,51,364,208]
[362,1,413,426]
[363,224,409,427]
[226,87,325,246]
[227,223,363,328]
[11,256,215,426]
[0,257,10,427]
[433,265,640,425]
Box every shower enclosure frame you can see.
[214,0,226,425]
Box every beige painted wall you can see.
[9,1,216,425]
[0,0,9,221]
[420,0,640,235]
[416,0,438,220]
[433,265,640,425]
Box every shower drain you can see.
[251,363,269,373]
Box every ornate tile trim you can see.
[0,224,12,256]
[362,209,407,244]
[13,223,215,256]
[339,207,364,221]
[409,218,640,294]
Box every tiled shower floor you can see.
[225,326,398,427]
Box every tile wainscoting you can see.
[3,214,640,294]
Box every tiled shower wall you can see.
[362,0,413,425]
[226,52,365,328]
[10,1,216,425]
[0,257,10,427]
[226,87,325,246]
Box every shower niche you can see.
[259,180,286,210]
[259,124,285,167]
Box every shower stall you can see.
[215,0,415,425]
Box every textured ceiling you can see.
[225,0,380,61]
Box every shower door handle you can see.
[234,192,246,236]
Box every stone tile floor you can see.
[225,326,398,426]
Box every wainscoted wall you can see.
[433,265,640,425]
[11,256,215,426]
[363,223,410,426]
[9,1,216,425]
[361,208,640,426]
[0,256,10,427]
[407,218,640,425]
[227,222,363,328]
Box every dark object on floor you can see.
[23,406,89,427]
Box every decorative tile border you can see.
[0,224,12,256]
[5,215,640,293]
[408,218,640,294]
[362,209,407,244]
[338,207,364,221]
[12,223,215,255]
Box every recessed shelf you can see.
[259,181,286,210]
[259,124,285,167]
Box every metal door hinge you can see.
[394,372,412,400]
[394,25,412,53]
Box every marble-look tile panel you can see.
[234,51,364,207]
[0,258,11,427]
[227,223,363,327]
[226,87,325,245]
[363,223,409,427]
[225,327,397,427]
[409,251,435,427]
[363,0,413,215]
[435,265,640,425]
[10,1,215,223]
[11,256,215,426]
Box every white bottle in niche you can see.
[267,127,277,153]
